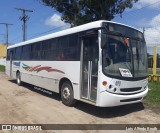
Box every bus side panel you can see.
[6,60,20,79]
[12,61,21,79]
[20,61,81,100]
[21,72,60,93]
[6,61,10,77]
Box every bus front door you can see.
[81,36,99,102]
[10,51,13,77]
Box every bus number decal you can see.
[119,68,133,77]
[115,81,121,86]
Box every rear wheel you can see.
[16,72,22,86]
[61,81,76,106]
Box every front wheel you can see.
[61,82,76,106]
[16,72,22,86]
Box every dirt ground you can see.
[0,72,159,133]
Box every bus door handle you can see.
[88,61,92,99]
[87,61,91,99]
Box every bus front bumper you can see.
[97,87,148,107]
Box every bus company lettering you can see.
[13,62,20,67]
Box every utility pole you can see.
[15,8,33,41]
[0,23,13,47]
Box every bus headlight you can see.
[106,84,117,93]
[144,85,148,90]
[113,88,117,92]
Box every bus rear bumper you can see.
[97,87,148,107]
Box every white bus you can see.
[6,20,148,107]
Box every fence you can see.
[0,58,6,66]
[147,46,160,81]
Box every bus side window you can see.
[56,36,69,61]
[21,45,31,60]
[46,38,56,61]
[68,34,78,60]
[15,47,22,60]
[57,51,65,61]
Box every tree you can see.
[40,0,139,27]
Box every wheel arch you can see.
[16,70,20,76]
[59,77,73,94]
[16,70,22,86]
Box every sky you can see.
[0,0,160,46]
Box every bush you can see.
[0,65,5,72]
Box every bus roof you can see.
[8,20,142,49]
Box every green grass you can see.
[0,65,5,72]
[144,82,160,113]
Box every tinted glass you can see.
[102,34,148,78]
[14,47,21,60]
[103,35,133,77]
[7,33,80,61]
[21,45,31,60]
[103,22,144,40]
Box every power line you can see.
[11,1,160,44]
[10,24,70,43]
[0,33,5,36]
[27,24,70,39]
[29,1,160,40]
[119,0,160,16]
[10,37,22,44]
[15,8,33,42]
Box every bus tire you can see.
[16,72,22,86]
[61,81,76,106]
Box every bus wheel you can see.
[16,72,22,86]
[61,82,76,106]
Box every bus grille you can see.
[120,87,142,92]
[120,97,142,102]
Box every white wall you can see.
[0,58,6,66]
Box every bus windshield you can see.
[102,34,148,78]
